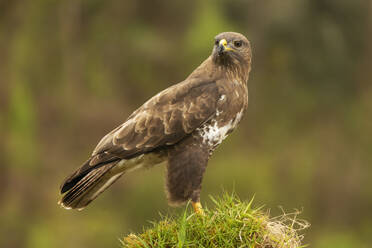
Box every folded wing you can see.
[60,79,220,193]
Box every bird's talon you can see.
[192,201,205,215]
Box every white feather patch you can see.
[197,109,244,147]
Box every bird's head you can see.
[212,32,251,79]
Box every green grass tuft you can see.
[121,192,309,248]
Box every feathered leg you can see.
[166,135,209,213]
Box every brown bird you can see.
[59,32,252,213]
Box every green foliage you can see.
[121,193,309,248]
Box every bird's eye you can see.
[234,40,242,48]
[215,40,219,46]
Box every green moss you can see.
[121,193,309,248]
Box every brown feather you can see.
[59,31,252,210]
[59,161,120,209]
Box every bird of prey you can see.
[59,32,252,213]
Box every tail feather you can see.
[60,158,121,194]
[59,161,123,210]
[61,167,109,207]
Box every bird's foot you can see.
[192,201,205,215]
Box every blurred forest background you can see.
[0,0,371,247]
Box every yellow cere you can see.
[219,39,233,51]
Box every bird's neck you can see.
[188,56,250,84]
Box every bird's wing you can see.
[60,79,221,194]
[90,79,221,165]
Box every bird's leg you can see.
[192,201,204,215]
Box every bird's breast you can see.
[195,79,247,152]
[195,108,244,151]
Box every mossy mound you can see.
[122,193,309,248]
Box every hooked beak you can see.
[217,39,233,55]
